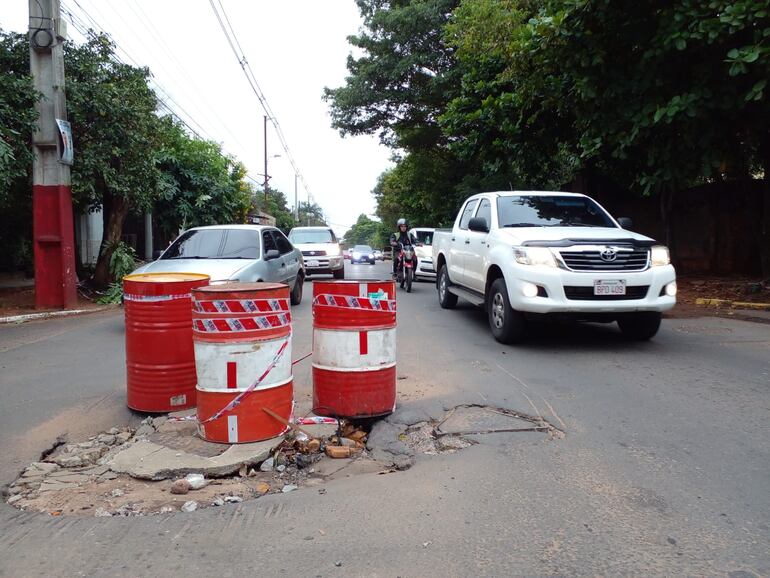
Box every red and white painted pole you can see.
[29,0,78,309]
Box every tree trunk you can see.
[92,192,129,287]
[760,132,770,279]
[659,187,675,256]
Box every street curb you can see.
[695,298,770,311]
[0,307,112,325]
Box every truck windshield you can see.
[161,229,260,259]
[288,229,336,244]
[497,196,615,228]
[411,230,433,245]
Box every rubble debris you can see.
[282,484,298,493]
[256,482,270,495]
[185,473,207,490]
[212,497,225,506]
[110,488,124,498]
[181,501,198,512]
[260,457,274,472]
[224,495,243,503]
[170,480,191,495]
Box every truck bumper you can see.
[507,265,677,315]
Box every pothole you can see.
[4,415,383,517]
[399,404,562,458]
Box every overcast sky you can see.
[2,1,392,235]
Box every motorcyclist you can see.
[390,218,416,279]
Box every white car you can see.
[287,226,345,279]
[131,224,305,304]
[432,191,676,343]
[408,227,436,280]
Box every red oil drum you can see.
[312,279,397,418]
[123,272,210,412]
[192,283,293,443]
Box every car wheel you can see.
[437,266,458,309]
[290,274,303,306]
[333,267,344,280]
[617,312,661,340]
[488,278,526,344]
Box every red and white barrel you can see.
[192,282,293,443]
[123,272,210,412]
[312,279,397,418]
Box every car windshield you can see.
[412,230,433,245]
[354,245,373,253]
[161,229,260,260]
[288,229,336,244]
[497,196,615,228]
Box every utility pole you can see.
[29,0,77,309]
[263,115,268,201]
[294,173,298,223]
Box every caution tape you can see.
[124,293,191,302]
[192,297,290,314]
[312,294,396,312]
[193,312,291,333]
[201,334,291,423]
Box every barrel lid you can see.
[194,282,287,294]
[123,272,210,283]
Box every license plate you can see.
[307,260,320,268]
[594,279,626,295]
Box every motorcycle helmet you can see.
[397,218,408,228]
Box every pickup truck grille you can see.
[559,248,649,271]
[301,250,327,256]
[564,285,650,300]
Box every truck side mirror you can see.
[468,217,489,233]
[617,217,633,230]
[265,249,281,260]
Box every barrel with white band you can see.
[193,282,293,443]
[123,272,211,412]
[312,279,397,418]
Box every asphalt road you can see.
[1,260,768,577]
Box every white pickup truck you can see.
[432,191,677,343]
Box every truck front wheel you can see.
[437,266,458,309]
[488,278,526,344]
[617,312,661,341]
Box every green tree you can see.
[65,34,162,285]
[344,213,382,247]
[0,30,38,273]
[154,117,251,238]
[444,0,770,270]
[296,201,327,227]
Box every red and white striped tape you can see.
[192,297,290,314]
[312,293,396,312]
[124,293,191,302]
[193,312,291,333]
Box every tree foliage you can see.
[329,0,770,273]
[154,117,251,238]
[344,213,383,248]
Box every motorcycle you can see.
[396,242,416,293]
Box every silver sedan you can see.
[130,225,305,304]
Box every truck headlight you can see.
[513,247,557,268]
[327,246,341,256]
[650,245,670,267]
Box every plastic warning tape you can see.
[193,312,291,333]
[201,335,291,423]
[124,293,191,302]
[312,294,396,312]
[192,297,290,314]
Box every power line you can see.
[207,0,315,206]
[59,0,263,186]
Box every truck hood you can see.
[497,226,656,245]
[293,242,341,256]
[131,259,251,281]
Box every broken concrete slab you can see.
[108,439,276,480]
[436,405,541,435]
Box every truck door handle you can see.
[464,238,470,244]
[451,237,455,242]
